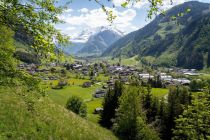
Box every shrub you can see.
[66,96,87,118]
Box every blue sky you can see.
[56,0,210,37]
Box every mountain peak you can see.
[72,26,124,43]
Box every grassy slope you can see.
[0,87,117,140]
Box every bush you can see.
[66,96,87,118]
[189,79,207,91]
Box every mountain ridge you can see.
[102,1,210,69]
[61,26,123,56]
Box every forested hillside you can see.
[103,1,210,69]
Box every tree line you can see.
[100,81,210,140]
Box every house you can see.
[116,66,123,71]
[49,76,58,80]
[139,73,154,79]
[82,82,92,88]
[82,68,89,76]
[183,72,200,76]
[177,78,191,85]
[161,75,172,81]
[172,78,191,85]
[73,64,83,69]
[94,107,103,114]
[94,90,107,98]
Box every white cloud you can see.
[57,25,79,37]
[78,8,89,13]
[133,0,148,9]
[60,8,137,33]
[58,8,74,20]
[112,0,148,9]
[64,9,73,13]
[66,27,76,31]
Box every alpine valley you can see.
[2,0,210,140]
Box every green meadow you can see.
[46,78,103,123]
[151,88,169,98]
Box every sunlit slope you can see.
[0,87,117,140]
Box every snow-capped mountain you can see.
[62,26,124,56]
[72,26,124,43]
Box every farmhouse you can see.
[177,78,191,85]
[160,75,172,81]
[94,107,103,114]
[94,90,107,98]
[183,72,200,76]
[139,73,154,79]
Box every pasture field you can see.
[47,79,104,123]
[151,88,169,98]
[86,98,103,123]
[48,84,101,106]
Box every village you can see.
[17,60,203,98]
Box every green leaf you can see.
[186,8,191,13]
[121,2,128,8]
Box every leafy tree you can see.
[66,96,87,118]
[156,75,163,88]
[99,88,115,128]
[0,0,69,59]
[0,25,16,81]
[100,63,107,74]
[0,25,40,89]
[164,86,191,140]
[158,98,166,121]
[142,85,153,121]
[136,117,160,140]
[173,91,210,140]
[158,97,167,139]
[208,50,210,67]
[189,79,207,92]
[89,69,94,77]
[99,81,123,128]
[113,87,142,140]
[113,86,160,140]
[149,97,159,122]
[14,50,40,64]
